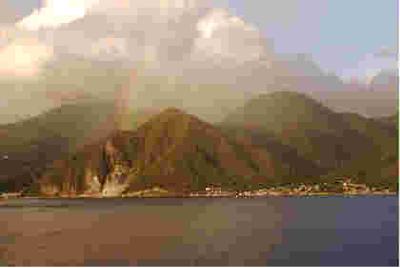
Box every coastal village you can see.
[189,178,395,197]
[0,178,395,199]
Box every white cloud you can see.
[90,37,128,58]
[340,51,398,83]
[193,9,268,64]
[0,37,53,77]
[0,0,278,87]
[17,0,100,31]
[14,0,270,73]
[0,0,338,93]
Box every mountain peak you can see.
[223,90,334,131]
[35,107,281,195]
[162,107,185,114]
[143,107,201,129]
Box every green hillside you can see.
[222,91,398,187]
[37,108,289,195]
[1,92,397,194]
[0,100,115,191]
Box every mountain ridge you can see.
[1,91,397,195]
[36,107,283,196]
[221,91,398,186]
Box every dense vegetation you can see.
[0,101,115,191]
[222,91,398,188]
[0,91,398,194]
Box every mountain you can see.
[2,92,397,195]
[219,126,326,181]
[36,108,288,196]
[222,91,398,186]
[0,100,116,191]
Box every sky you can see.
[6,0,41,18]
[0,0,397,123]
[227,0,398,79]
[1,0,398,80]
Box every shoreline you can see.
[0,192,397,200]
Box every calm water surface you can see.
[0,196,397,266]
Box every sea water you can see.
[0,196,397,266]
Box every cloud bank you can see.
[9,0,271,75]
[0,0,397,123]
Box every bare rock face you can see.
[84,168,102,195]
[100,136,134,197]
[36,137,125,196]
[102,180,127,197]
[101,163,131,197]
